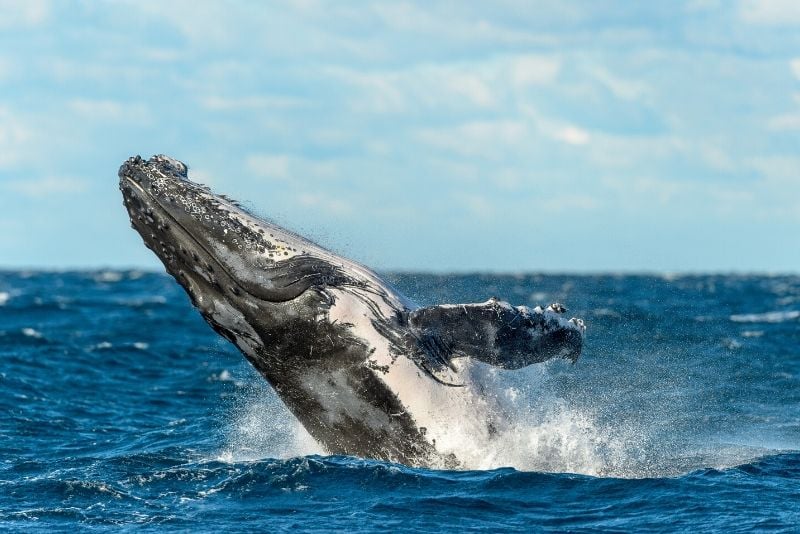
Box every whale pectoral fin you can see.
[408,298,584,370]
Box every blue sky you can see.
[0,1,798,272]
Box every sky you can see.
[0,1,798,272]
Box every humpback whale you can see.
[119,155,585,467]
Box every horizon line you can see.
[1,266,798,277]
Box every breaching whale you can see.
[119,155,585,467]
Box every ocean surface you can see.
[1,271,798,532]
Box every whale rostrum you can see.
[119,154,586,467]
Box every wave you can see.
[730,310,800,323]
[3,450,797,531]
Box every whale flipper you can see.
[409,298,585,370]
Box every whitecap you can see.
[209,369,234,382]
[722,338,742,350]
[741,330,764,338]
[133,342,149,350]
[21,327,42,338]
[94,271,123,283]
[730,310,800,323]
[0,292,9,306]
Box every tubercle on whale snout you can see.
[119,154,189,183]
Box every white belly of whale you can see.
[326,288,496,465]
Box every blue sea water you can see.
[1,271,798,532]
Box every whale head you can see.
[119,155,353,350]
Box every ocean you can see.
[1,271,798,532]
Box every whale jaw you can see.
[119,155,231,315]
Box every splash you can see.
[217,362,629,475]
[428,361,633,476]
[218,361,781,478]
[217,380,322,463]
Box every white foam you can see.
[210,369,233,382]
[0,292,9,306]
[217,384,323,463]
[94,271,124,283]
[418,363,629,476]
[741,330,764,338]
[218,361,784,479]
[21,327,42,338]
[730,310,800,323]
[217,357,628,475]
[408,362,780,478]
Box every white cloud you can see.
[285,0,324,13]
[510,55,562,88]
[604,176,686,205]
[518,105,592,146]
[327,53,560,114]
[199,95,308,111]
[417,120,528,157]
[454,192,495,218]
[0,0,50,28]
[744,157,800,221]
[553,125,590,145]
[698,144,736,171]
[367,2,554,47]
[119,1,239,46]
[46,58,153,85]
[326,67,407,113]
[4,177,88,197]
[588,66,648,101]
[542,194,600,213]
[491,168,524,190]
[767,113,800,131]
[369,2,437,33]
[685,0,724,12]
[584,133,688,170]
[297,193,351,215]
[246,153,342,183]
[139,47,184,62]
[0,107,33,168]
[790,59,800,80]
[739,0,800,25]
[747,155,800,179]
[444,72,496,107]
[246,154,291,180]
[0,57,14,81]
[68,99,150,122]
[599,169,799,223]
